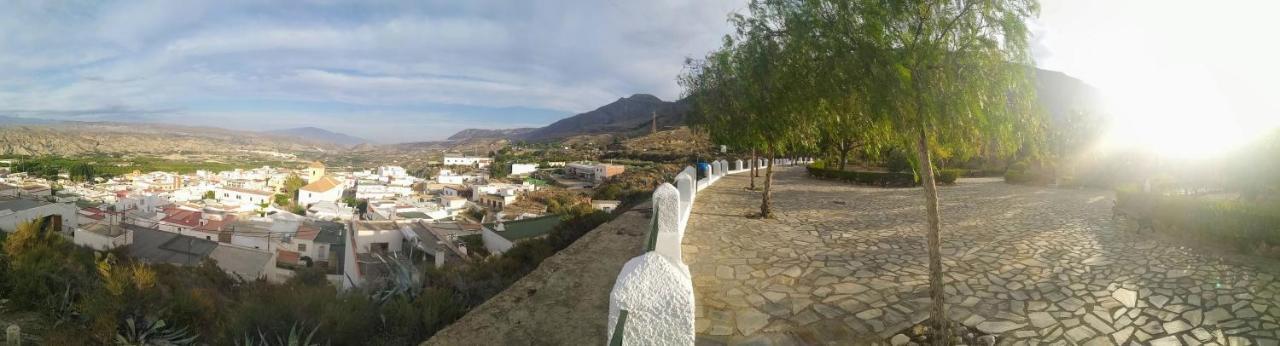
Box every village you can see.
[0,155,627,291]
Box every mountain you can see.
[447,128,537,141]
[1034,68,1106,121]
[446,94,690,142]
[520,94,689,141]
[265,127,370,147]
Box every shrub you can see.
[806,165,918,187]
[937,169,963,185]
[1004,161,1048,185]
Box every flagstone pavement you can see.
[684,166,1280,346]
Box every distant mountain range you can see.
[447,93,690,142]
[0,122,343,156]
[0,68,1099,157]
[265,126,370,147]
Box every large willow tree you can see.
[685,0,1042,343]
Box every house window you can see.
[298,243,307,252]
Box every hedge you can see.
[1117,189,1280,258]
[806,165,918,187]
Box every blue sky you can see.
[0,0,746,143]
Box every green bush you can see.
[806,165,918,187]
[1004,161,1048,185]
[937,169,963,185]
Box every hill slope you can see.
[0,122,341,156]
[447,94,689,142]
[447,128,537,141]
[265,126,370,147]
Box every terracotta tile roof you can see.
[277,249,301,266]
[161,209,202,228]
[300,176,342,193]
[295,224,320,241]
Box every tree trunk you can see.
[839,140,850,171]
[760,152,775,218]
[750,149,758,190]
[916,129,948,344]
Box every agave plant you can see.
[114,317,198,345]
[238,322,320,346]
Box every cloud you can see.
[0,0,746,141]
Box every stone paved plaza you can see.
[684,166,1280,345]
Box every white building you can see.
[565,162,626,182]
[299,176,344,206]
[510,163,539,176]
[435,169,484,185]
[443,155,493,168]
[215,187,274,211]
[0,198,79,234]
[74,222,132,250]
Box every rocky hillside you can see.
[520,94,689,141]
[448,94,690,143]
[447,128,536,141]
[0,122,340,156]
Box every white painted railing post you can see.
[652,183,683,265]
[607,253,695,346]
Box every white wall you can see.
[511,163,538,176]
[0,202,79,234]
[74,228,132,250]
[356,226,405,253]
[299,186,343,206]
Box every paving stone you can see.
[680,167,1280,343]
[1113,288,1138,308]
[978,321,1027,334]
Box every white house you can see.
[74,222,132,250]
[0,197,79,234]
[435,169,483,185]
[510,163,538,176]
[299,176,344,206]
[215,187,274,211]
[351,220,408,254]
[443,155,493,168]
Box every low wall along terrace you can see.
[605,158,764,345]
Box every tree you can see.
[202,190,216,200]
[282,174,306,202]
[688,1,1044,342]
[846,0,1042,341]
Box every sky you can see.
[1032,0,1280,158]
[0,0,747,143]
[3,1,1276,150]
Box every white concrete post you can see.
[652,183,682,264]
[735,159,744,172]
[675,169,695,213]
[717,161,726,177]
[607,253,695,346]
[5,324,18,346]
